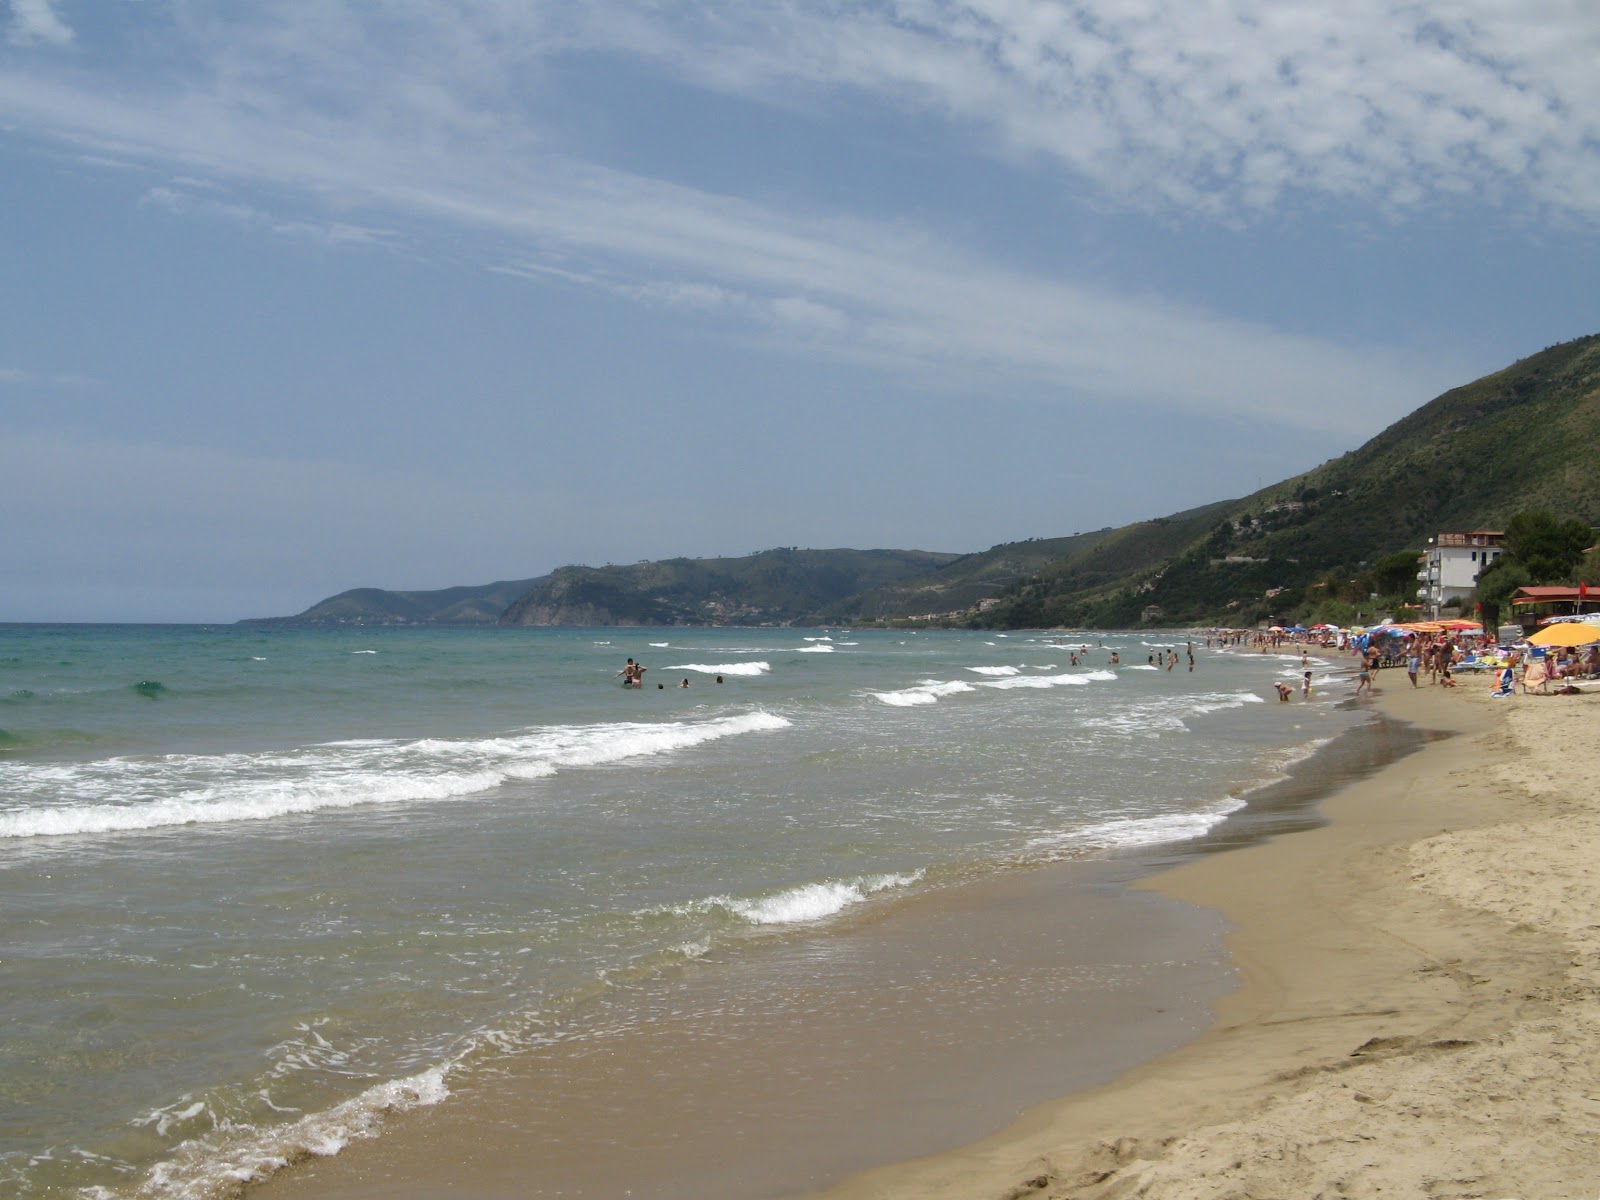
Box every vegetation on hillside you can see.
[246,333,1600,631]
[500,548,960,626]
[1473,509,1597,626]
[958,333,1600,630]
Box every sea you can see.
[0,623,1366,1199]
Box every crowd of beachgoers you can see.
[1204,618,1600,698]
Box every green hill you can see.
[244,332,1600,631]
[962,332,1600,628]
[242,577,550,626]
[500,548,960,626]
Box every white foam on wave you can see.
[967,665,1022,676]
[1,712,792,841]
[978,669,1117,691]
[138,1065,450,1200]
[1191,691,1267,715]
[870,679,975,706]
[795,644,834,653]
[705,872,923,925]
[1027,797,1247,858]
[667,661,770,676]
[648,642,670,648]
[1126,664,1160,670]
[1079,691,1267,736]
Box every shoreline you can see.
[249,664,1416,1200]
[809,679,1600,1200]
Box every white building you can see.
[1418,531,1505,615]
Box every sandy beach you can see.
[240,657,1600,1200]
[813,675,1600,1200]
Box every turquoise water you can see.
[0,624,1360,1198]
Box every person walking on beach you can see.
[1406,649,1420,687]
[1355,660,1373,698]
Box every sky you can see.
[3,1,1599,623]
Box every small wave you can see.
[978,669,1117,690]
[666,662,770,676]
[1191,691,1267,715]
[967,665,1021,676]
[1027,798,1246,857]
[795,644,834,653]
[1,712,792,840]
[138,1066,449,1198]
[870,679,975,706]
[704,872,923,926]
[133,681,168,698]
[349,650,378,655]
[648,642,670,648]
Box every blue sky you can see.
[4,1,1598,622]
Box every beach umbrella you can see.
[1526,623,1600,648]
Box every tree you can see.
[1473,556,1531,629]
[1372,550,1423,597]
[1500,510,1594,581]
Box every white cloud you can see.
[0,364,96,387]
[139,181,398,248]
[0,2,1571,435]
[6,0,73,47]
[552,1,1600,223]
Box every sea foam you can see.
[705,872,923,925]
[870,679,976,706]
[138,1066,450,1200]
[666,661,770,676]
[0,712,792,840]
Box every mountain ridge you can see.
[242,332,1600,629]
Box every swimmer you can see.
[1274,682,1293,701]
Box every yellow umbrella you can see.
[1527,622,1600,647]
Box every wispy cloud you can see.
[578,1,1600,224]
[139,182,398,248]
[0,364,96,387]
[5,0,73,48]
[2,2,1584,433]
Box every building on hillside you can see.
[1417,531,1505,617]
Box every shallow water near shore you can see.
[2,624,1373,1198]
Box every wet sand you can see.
[812,678,1600,1200]
[258,692,1425,1200]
